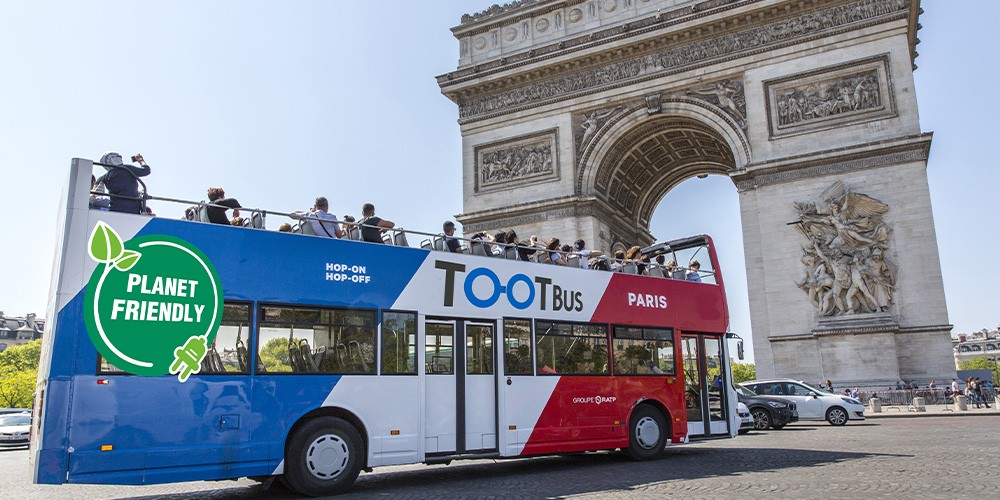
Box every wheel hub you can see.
[306,434,350,480]
[634,416,661,449]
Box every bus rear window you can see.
[257,305,376,374]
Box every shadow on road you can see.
[119,444,909,500]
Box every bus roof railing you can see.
[86,162,716,282]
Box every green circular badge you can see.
[83,222,223,381]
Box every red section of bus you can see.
[520,375,686,456]
[589,274,728,333]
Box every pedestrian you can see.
[975,377,991,408]
[966,377,981,408]
[825,379,833,392]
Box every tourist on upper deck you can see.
[205,187,241,225]
[625,246,645,275]
[687,260,703,282]
[97,151,150,214]
[89,174,110,210]
[293,196,344,238]
[573,240,602,269]
[278,223,293,232]
[443,221,463,253]
[546,238,567,266]
[492,230,508,257]
[506,231,539,261]
[359,203,395,244]
[666,259,686,279]
[610,250,626,271]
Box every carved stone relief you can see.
[765,55,896,137]
[683,79,747,130]
[457,0,908,121]
[475,129,559,193]
[793,181,895,316]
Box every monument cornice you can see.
[732,133,932,191]
[441,0,915,124]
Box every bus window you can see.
[503,319,532,375]
[199,302,251,374]
[381,311,416,375]
[611,326,675,376]
[534,321,608,375]
[425,322,454,374]
[257,305,376,374]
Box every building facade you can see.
[0,312,44,352]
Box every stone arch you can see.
[579,98,750,229]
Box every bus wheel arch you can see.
[283,407,370,496]
[625,400,670,460]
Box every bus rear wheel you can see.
[285,416,363,497]
[627,405,667,460]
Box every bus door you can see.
[681,334,729,437]
[424,318,498,455]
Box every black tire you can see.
[738,428,750,435]
[826,406,849,426]
[750,408,771,430]
[627,405,668,461]
[284,416,364,497]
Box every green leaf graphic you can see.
[114,250,142,271]
[89,221,124,263]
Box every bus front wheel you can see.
[285,416,364,497]
[626,405,667,460]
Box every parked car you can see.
[735,384,799,430]
[737,402,755,434]
[741,379,865,426]
[0,408,29,415]
[0,412,31,448]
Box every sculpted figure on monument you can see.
[794,181,895,315]
[687,80,747,128]
[576,106,624,155]
[776,72,881,127]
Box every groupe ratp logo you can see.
[83,221,224,382]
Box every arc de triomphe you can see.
[437,0,954,387]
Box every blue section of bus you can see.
[37,292,345,484]
[134,218,428,309]
[39,220,428,484]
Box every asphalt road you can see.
[2,415,997,499]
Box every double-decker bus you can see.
[31,159,740,496]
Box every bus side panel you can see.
[322,376,421,467]
[500,376,559,456]
[66,374,271,485]
[520,376,627,456]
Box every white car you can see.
[0,412,31,448]
[737,402,755,434]
[740,379,865,426]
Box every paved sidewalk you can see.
[866,403,1000,418]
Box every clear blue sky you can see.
[1,1,996,362]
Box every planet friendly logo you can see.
[83,221,223,382]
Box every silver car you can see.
[0,412,31,448]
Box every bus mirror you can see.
[737,341,744,361]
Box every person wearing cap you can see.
[443,221,463,253]
[96,151,151,214]
[573,239,603,269]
